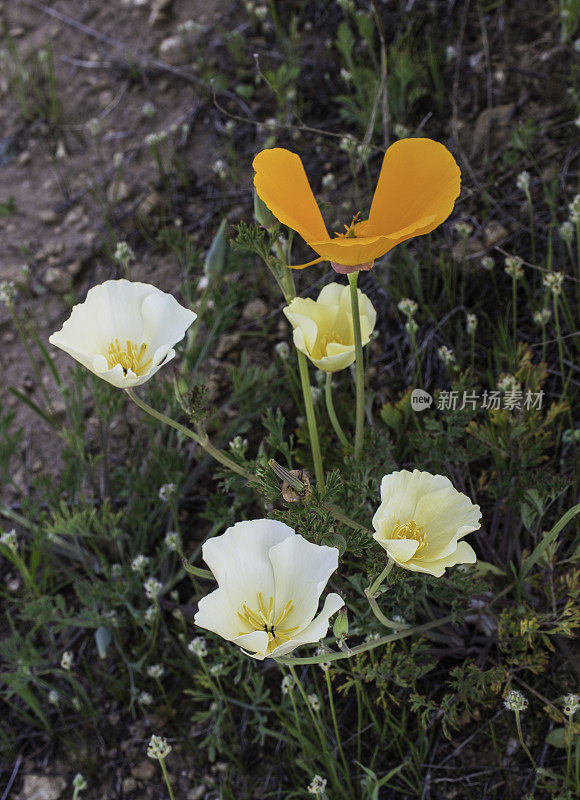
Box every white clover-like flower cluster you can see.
[466,313,478,335]
[308,693,320,712]
[147,734,172,760]
[147,664,165,679]
[0,529,18,552]
[481,255,495,271]
[516,171,530,192]
[144,577,162,599]
[504,689,528,712]
[438,345,456,368]
[281,675,295,695]
[398,298,418,318]
[559,221,574,244]
[131,554,150,573]
[454,221,473,238]
[307,775,327,796]
[60,651,73,671]
[563,694,579,716]
[504,256,524,279]
[542,271,564,296]
[533,308,551,326]
[188,637,208,658]
[497,374,521,393]
[158,483,176,502]
[164,531,181,552]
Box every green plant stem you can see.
[125,388,254,483]
[348,271,365,460]
[366,592,411,631]
[324,669,352,791]
[159,758,175,800]
[526,192,536,263]
[553,297,574,431]
[514,710,537,770]
[296,351,325,487]
[325,373,348,447]
[512,276,517,353]
[367,557,394,597]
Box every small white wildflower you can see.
[138,691,153,705]
[145,606,158,622]
[392,614,407,625]
[498,374,521,393]
[131,554,149,573]
[144,577,162,599]
[466,313,478,335]
[113,241,135,267]
[113,152,123,168]
[141,101,156,118]
[364,632,381,643]
[147,664,165,679]
[393,122,411,139]
[575,113,580,130]
[145,130,168,147]
[72,773,87,792]
[210,662,224,676]
[281,674,295,695]
[397,297,418,318]
[516,171,530,192]
[454,221,473,238]
[72,697,81,711]
[87,117,100,136]
[405,319,419,335]
[263,117,278,132]
[533,308,551,326]
[60,651,73,671]
[307,693,320,712]
[568,194,580,224]
[339,135,356,154]
[147,734,172,759]
[254,4,268,21]
[504,689,528,712]
[224,120,235,136]
[481,256,495,271]
[229,436,248,457]
[438,345,456,367]
[321,172,336,190]
[307,775,327,796]
[562,693,579,716]
[542,271,564,296]
[504,256,524,279]
[559,220,574,244]
[275,341,290,360]
[0,281,17,306]
[445,45,456,62]
[158,482,176,502]
[111,563,123,578]
[315,647,331,672]
[48,690,59,706]
[340,67,352,83]
[164,531,181,552]
[212,158,227,179]
[0,529,18,552]
[188,637,208,658]
[310,385,322,404]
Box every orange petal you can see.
[253,149,329,243]
[364,138,461,243]
[307,235,393,266]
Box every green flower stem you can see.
[277,614,455,666]
[525,191,535,264]
[348,271,365,460]
[287,665,326,752]
[512,275,517,353]
[325,373,348,447]
[324,669,352,790]
[296,350,325,487]
[125,388,255,483]
[514,710,537,770]
[367,557,395,598]
[159,757,175,800]
[366,592,410,631]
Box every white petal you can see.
[285,592,344,648]
[284,300,320,355]
[317,282,346,307]
[202,519,294,611]
[141,291,197,353]
[372,533,420,564]
[405,540,477,577]
[194,587,240,639]
[233,631,270,660]
[269,535,339,630]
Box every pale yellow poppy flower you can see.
[283,282,376,372]
[49,279,196,388]
[372,470,481,577]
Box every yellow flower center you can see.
[106,339,152,376]
[337,213,361,239]
[391,519,426,552]
[319,330,345,357]
[238,592,300,654]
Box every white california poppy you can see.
[283,282,376,372]
[49,279,196,388]
[372,470,481,577]
[194,519,344,660]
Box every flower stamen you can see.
[391,518,426,551]
[106,339,152,376]
[238,591,300,653]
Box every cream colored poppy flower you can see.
[283,282,376,372]
[49,279,196,388]
[194,519,344,660]
[372,470,481,577]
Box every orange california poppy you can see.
[253,138,461,273]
